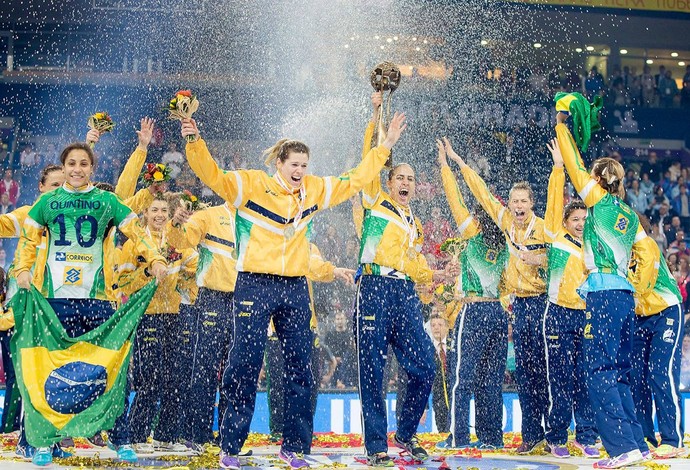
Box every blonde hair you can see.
[262,139,310,167]
[591,157,625,198]
[509,181,534,202]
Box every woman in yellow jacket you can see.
[445,144,549,454]
[179,111,406,470]
[118,194,197,454]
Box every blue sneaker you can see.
[52,445,73,458]
[32,447,53,467]
[16,444,36,460]
[116,444,138,463]
[220,452,240,470]
[279,448,310,469]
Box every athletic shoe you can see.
[516,439,545,454]
[52,445,73,458]
[32,447,53,467]
[180,439,204,455]
[133,442,155,454]
[642,450,653,460]
[478,443,503,450]
[16,444,36,460]
[279,448,310,469]
[652,444,686,459]
[366,452,395,467]
[219,452,240,470]
[116,444,138,463]
[87,432,107,447]
[239,449,253,457]
[593,449,644,469]
[547,443,570,458]
[155,440,188,452]
[573,440,600,458]
[435,437,472,450]
[393,433,428,461]
[59,437,74,448]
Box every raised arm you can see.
[545,138,565,243]
[351,195,364,240]
[182,118,249,206]
[0,205,29,238]
[361,92,383,208]
[555,115,606,207]
[123,188,154,214]
[114,117,154,199]
[315,112,405,210]
[443,137,511,231]
[438,139,480,240]
[165,207,207,250]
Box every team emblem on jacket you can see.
[614,214,629,234]
[663,328,675,344]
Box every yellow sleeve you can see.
[555,123,606,207]
[360,121,382,208]
[313,144,391,210]
[0,206,28,238]
[352,201,364,240]
[410,219,434,284]
[116,240,150,297]
[177,249,199,304]
[544,166,565,243]
[13,216,43,276]
[441,166,480,240]
[629,230,658,297]
[460,165,512,231]
[165,212,208,250]
[115,147,147,200]
[124,188,154,214]
[307,244,335,283]
[185,139,250,207]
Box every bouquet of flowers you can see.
[434,283,457,305]
[167,90,199,142]
[161,245,182,263]
[139,163,172,187]
[180,189,209,212]
[87,112,115,148]
[440,237,467,259]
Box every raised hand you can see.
[151,261,168,283]
[86,129,100,145]
[181,118,200,141]
[371,91,383,111]
[137,117,155,149]
[172,206,193,228]
[556,111,569,125]
[442,137,466,168]
[334,267,356,286]
[546,138,564,168]
[436,139,448,167]
[382,112,407,150]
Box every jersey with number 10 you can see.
[26,186,140,299]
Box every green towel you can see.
[554,92,603,151]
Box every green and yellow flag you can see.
[9,282,157,447]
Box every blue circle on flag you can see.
[44,362,107,414]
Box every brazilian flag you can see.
[9,282,157,447]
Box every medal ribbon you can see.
[274,173,306,233]
[509,213,536,251]
[394,203,417,252]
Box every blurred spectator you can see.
[415,171,438,204]
[640,173,655,199]
[682,70,690,109]
[668,230,687,253]
[162,142,184,178]
[42,142,58,165]
[325,311,357,389]
[584,66,605,99]
[667,253,679,274]
[0,248,8,272]
[422,206,453,255]
[0,193,13,214]
[672,184,690,231]
[658,70,678,108]
[639,65,656,107]
[666,216,683,244]
[320,224,343,267]
[315,335,338,389]
[651,223,668,253]
[640,152,664,184]
[19,144,38,169]
[428,314,450,433]
[669,162,682,184]
[674,256,690,305]
[680,335,690,391]
[626,179,648,213]
[563,69,581,92]
[0,170,20,206]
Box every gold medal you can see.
[284,226,296,239]
[407,247,417,259]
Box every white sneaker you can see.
[133,442,155,454]
[154,440,188,452]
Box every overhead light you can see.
[374,35,380,40]
[386,37,392,43]
[680,61,686,66]
[393,36,398,41]
[533,43,542,48]
[620,49,628,54]
[415,47,420,51]
[671,52,679,57]
[646,59,654,64]
[412,37,417,41]
[575,47,583,53]
[586,46,594,51]
[480,40,488,46]
[423,39,428,44]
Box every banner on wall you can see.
[512,0,690,15]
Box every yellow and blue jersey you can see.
[629,236,681,316]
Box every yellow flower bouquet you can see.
[167,90,199,142]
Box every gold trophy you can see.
[370,62,401,168]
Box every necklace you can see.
[509,213,536,251]
[274,173,306,239]
[394,203,418,259]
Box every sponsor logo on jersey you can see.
[49,200,102,210]
[63,267,83,285]
[663,329,676,343]
[583,323,593,339]
[55,252,93,263]
[614,214,629,234]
